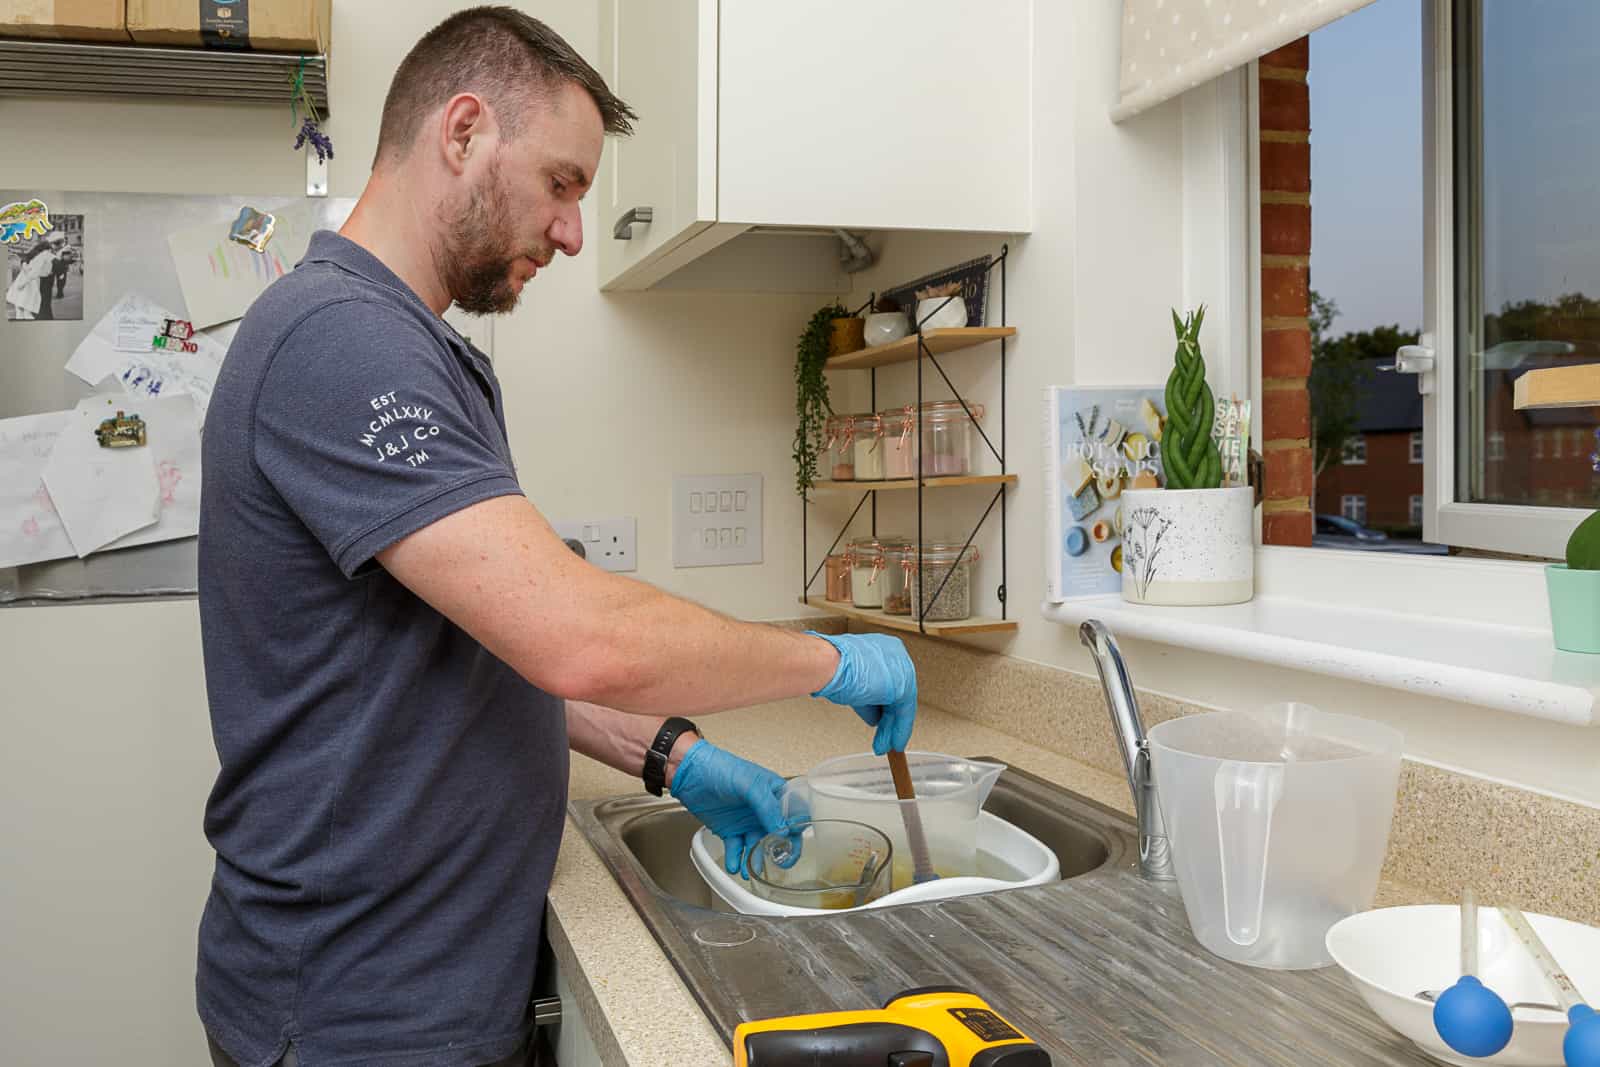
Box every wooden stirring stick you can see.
[886,750,938,884]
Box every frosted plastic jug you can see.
[1147,704,1402,970]
[782,752,1004,892]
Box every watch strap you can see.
[643,716,698,796]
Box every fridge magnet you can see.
[5,213,84,321]
[228,206,277,252]
[95,410,148,449]
[0,198,51,243]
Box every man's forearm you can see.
[378,496,842,714]
[566,577,841,714]
[566,700,697,786]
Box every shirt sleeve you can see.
[252,298,524,578]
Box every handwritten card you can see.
[0,410,75,569]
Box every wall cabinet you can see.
[596,0,1032,292]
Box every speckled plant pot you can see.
[1120,486,1254,606]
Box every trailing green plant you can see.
[793,301,845,493]
[1567,510,1600,569]
[1162,305,1223,490]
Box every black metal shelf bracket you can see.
[801,247,1011,637]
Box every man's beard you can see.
[439,162,538,315]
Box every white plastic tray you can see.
[690,810,1060,917]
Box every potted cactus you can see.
[1120,307,1256,606]
[1547,512,1600,653]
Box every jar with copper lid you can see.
[879,407,919,480]
[846,537,887,609]
[823,553,852,603]
[824,415,855,480]
[881,542,917,615]
[906,541,981,621]
[851,414,886,481]
[919,400,985,477]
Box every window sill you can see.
[1041,548,1599,728]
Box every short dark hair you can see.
[375,7,635,166]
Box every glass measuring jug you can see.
[746,819,893,910]
[781,752,1004,892]
[1148,703,1403,969]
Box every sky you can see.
[1309,0,1424,337]
[1310,0,1600,337]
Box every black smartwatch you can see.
[642,716,699,796]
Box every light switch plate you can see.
[673,474,762,567]
[549,516,636,572]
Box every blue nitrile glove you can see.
[670,740,787,878]
[807,632,917,755]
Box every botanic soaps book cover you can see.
[1043,386,1167,600]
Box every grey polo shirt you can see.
[196,231,567,1067]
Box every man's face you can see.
[441,81,604,315]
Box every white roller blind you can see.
[1115,0,1377,121]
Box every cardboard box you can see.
[0,1,131,43]
[128,0,331,53]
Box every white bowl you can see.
[916,296,968,330]
[1326,905,1600,1066]
[690,809,1059,917]
[863,311,910,346]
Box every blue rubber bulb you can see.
[1433,976,1514,1058]
[1567,1004,1600,1067]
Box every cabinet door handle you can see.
[612,206,653,240]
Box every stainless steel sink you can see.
[603,759,1131,912]
[570,759,1439,1065]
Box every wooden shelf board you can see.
[1513,363,1600,410]
[810,474,1018,492]
[825,327,1017,371]
[802,596,1017,637]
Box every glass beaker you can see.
[782,752,1004,892]
[1148,703,1403,969]
[746,819,893,911]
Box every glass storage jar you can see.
[879,407,919,480]
[919,401,985,477]
[823,553,852,603]
[907,542,981,622]
[881,542,917,615]
[847,537,887,609]
[824,415,855,480]
[852,414,885,481]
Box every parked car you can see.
[1313,515,1450,554]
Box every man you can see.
[52,241,73,299]
[196,8,918,1067]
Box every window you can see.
[1410,494,1425,526]
[1437,0,1600,554]
[1410,431,1425,464]
[1342,436,1368,465]
[1341,494,1368,524]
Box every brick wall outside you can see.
[1260,38,1315,546]
[1315,432,1424,529]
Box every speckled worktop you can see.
[546,698,1435,1067]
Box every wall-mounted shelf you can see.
[0,39,329,113]
[811,474,1018,492]
[802,597,1018,637]
[825,327,1016,371]
[1514,363,1600,410]
[802,251,1013,640]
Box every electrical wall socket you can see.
[672,474,763,568]
[549,517,637,572]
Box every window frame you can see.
[1410,493,1426,526]
[1341,494,1368,524]
[1410,431,1425,463]
[1420,0,1589,557]
[1342,435,1368,466]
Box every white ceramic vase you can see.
[1119,486,1254,606]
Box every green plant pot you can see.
[1545,564,1600,653]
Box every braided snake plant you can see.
[1162,306,1223,491]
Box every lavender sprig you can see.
[293,117,335,164]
